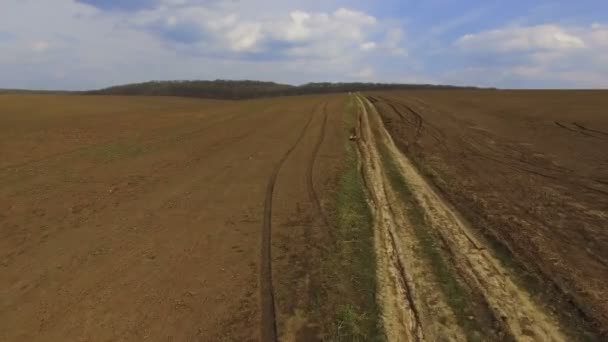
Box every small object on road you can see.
[349,128,358,141]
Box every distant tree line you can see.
[84,80,483,100]
[0,89,73,95]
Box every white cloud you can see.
[333,8,376,25]
[350,66,374,79]
[360,41,376,51]
[456,24,586,52]
[0,0,409,89]
[267,7,382,58]
[128,5,398,60]
[166,16,177,27]
[452,23,608,88]
[382,28,407,56]
[31,41,50,52]
[283,11,312,41]
[7,0,605,89]
[225,22,263,51]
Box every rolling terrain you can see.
[2,90,607,341]
[0,94,349,341]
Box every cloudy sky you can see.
[1,0,607,89]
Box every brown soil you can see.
[6,90,604,341]
[0,94,344,341]
[271,99,349,341]
[370,90,608,339]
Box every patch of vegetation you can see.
[81,141,146,162]
[378,145,486,341]
[324,96,384,341]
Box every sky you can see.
[0,0,607,90]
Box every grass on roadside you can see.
[378,145,486,341]
[324,95,384,341]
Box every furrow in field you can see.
[307,102,330,229]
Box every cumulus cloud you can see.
[4,0,603,89]
[453,23,608,87]
[360,42,377,51]
[130,5,389,60]
[75,0,161,11]
[456,25,586,52]
[31,41,50,52]
[382,28,407,56]
[0,0,410,89]
[351,66,374,79]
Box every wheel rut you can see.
[260,104,318,342]
[307,102,330,229]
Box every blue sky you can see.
[1,0,607,89]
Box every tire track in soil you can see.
[461,126,608,197]
[573,122,608,137]
[555,121,594,137]
[556,120,608,141]
[307,103,330,230]
[260,104,319,342]
[376,96,448,151]
[381,99,607,199]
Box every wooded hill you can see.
[85,80,481,99]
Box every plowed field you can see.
[3,90,607,341]
[0,94,346,341]
[369,90,608,339]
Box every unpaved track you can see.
[307,103,331,228]
[358,95,469,341]
[355,96,426,341]
[357,95,568,341]
[0,94,342,341]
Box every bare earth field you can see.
[0,94,347,341]
[3,90,607,341]
[368,90,608,339]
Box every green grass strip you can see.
[328,96,384,341]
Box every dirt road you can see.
[355,94,568,341]
[371,90,608,339]
[0,94,344,341]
